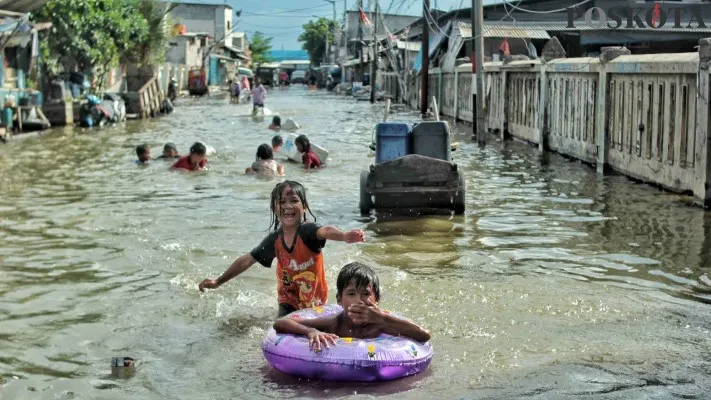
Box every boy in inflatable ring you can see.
[274,262,431,352]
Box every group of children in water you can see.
[136,141,208,171]
[198,181,431,351]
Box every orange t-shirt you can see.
[250,222,327,309]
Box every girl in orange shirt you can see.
[198,181,365,316]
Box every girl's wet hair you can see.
[256,143,273,160]
[268,180,317,231]
[272,116,281,126]
[295,135,310,152]
[336,262,381,302]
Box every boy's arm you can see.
[381,314,432,343]
[316,226,365,243]
[198,253,257,291]
[273,315,336,335]
[274,315,339,351]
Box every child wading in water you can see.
[198,181,365,316]
[274,262,431,351]
[245,143,285,176]
[295,134,321,171]
[171,142,207,171]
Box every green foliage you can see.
[249,31,273,66]
[298,18,335,65]
[34,0,149,90]
[124,0,176,65]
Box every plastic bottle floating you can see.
[261,304,433,382]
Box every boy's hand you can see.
[198,279,220,292]
[344,229,365,243]
[307,329,338,352]
[347,299,384,327]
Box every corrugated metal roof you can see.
[458,21,550,39]
[458,19,711,34]
[0,0,47,13]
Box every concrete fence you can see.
[375,39,711,206]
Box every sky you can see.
[224,0,502,50]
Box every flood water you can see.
[1,88,711,399]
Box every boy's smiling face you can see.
[338,280,378,320]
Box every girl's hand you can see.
[307,329,338,352]
[344,229,365,243]
[198,279,220,292]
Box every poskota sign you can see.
[566,2,708,29]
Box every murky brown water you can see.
[1,88,711,399]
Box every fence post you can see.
[500,69,507,141]
[596,46,631,174]
[540,37,567,150]
[454,68,459,121]
[694,38,711,206]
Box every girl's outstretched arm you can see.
[316,226,365,243]
[198,253,257,292]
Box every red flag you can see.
[499,38,510,56]
[358,7,371,26]
[652,3,660,28]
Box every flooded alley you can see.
[1,87,711,399]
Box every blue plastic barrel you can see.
[1,107,13,128]
[375,122,411,164]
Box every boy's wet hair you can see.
[295,134,310,152]
[268,180,317,231]
[190,142,207,156]
[272,135,283,147]
[256,143,273,160]
[272,116,281,126]
[164,142,177,152]
[336,262,381,302]
[136,144,149,157]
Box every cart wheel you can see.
[454,173,465,215]
[359,170,373,215]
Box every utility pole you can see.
[359,0,364,82]
[474,0,487,144]
[420,0,430,116]
[343,0,348,82]
[332,1,337,64]
[370,1,378,103]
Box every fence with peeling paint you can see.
[376,43,711,206]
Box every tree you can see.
[124,0,177,65]
[249,31,273,66]
[298,18,335,65]
[34,0,149,90]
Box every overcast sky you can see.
[228,0,502,49]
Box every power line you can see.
[242,4,331,16]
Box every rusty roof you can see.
[458,20,551,39]
[0,0,47,13]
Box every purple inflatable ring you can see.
[261,304,433,381]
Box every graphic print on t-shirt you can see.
[250,222,327,309]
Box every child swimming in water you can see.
[271,135,283,153]
[274,262,431,351]
[136,144,151,164]
[198,181,366,317]
[245,143,285,176]
[171,142,207,171]
[269,116,281,131]
[295,134,321,171]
